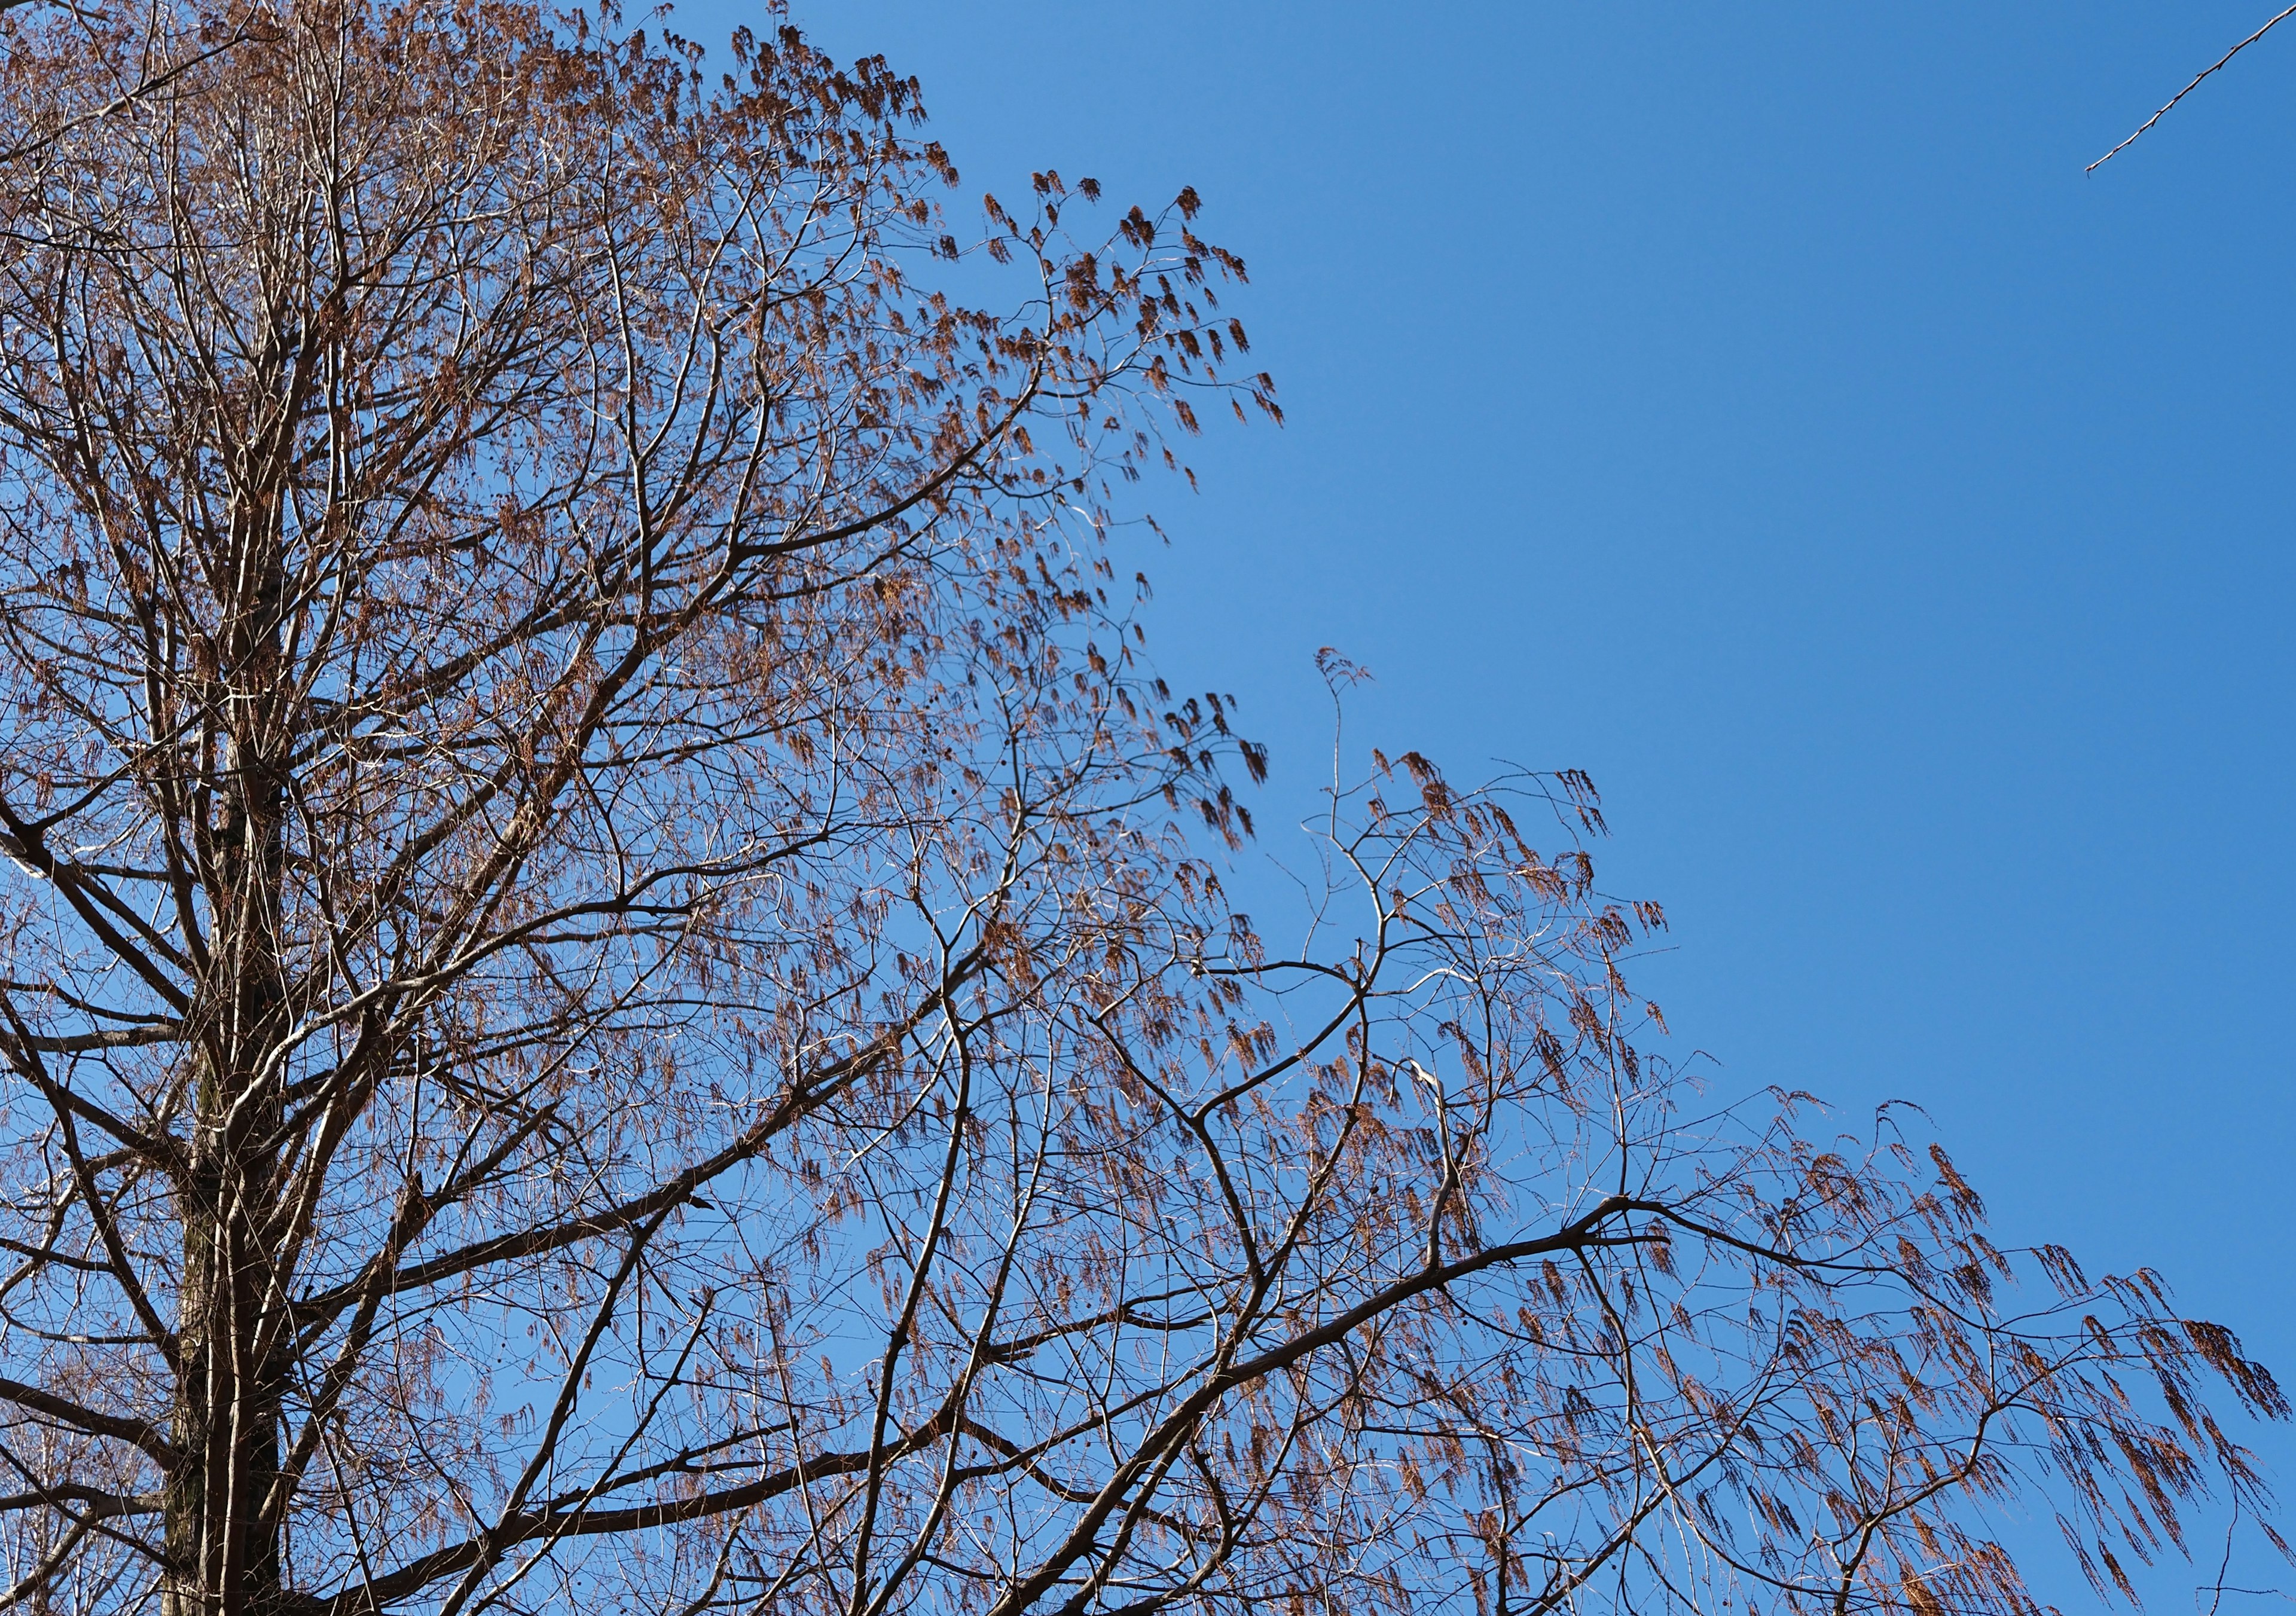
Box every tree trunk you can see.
[165,1099,288,1616]
[164,487,291,1616]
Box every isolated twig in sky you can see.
[2091,2,2296,170]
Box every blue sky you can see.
[692,1,2296,1594]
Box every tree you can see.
[0,2,2279,1613]
[0,0,261,172]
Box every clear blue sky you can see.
[698,1,2296,1593]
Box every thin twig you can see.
[2090,4,2296,170]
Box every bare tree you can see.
[0,2,2279,1614]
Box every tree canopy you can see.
[0,3,2279,1614]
